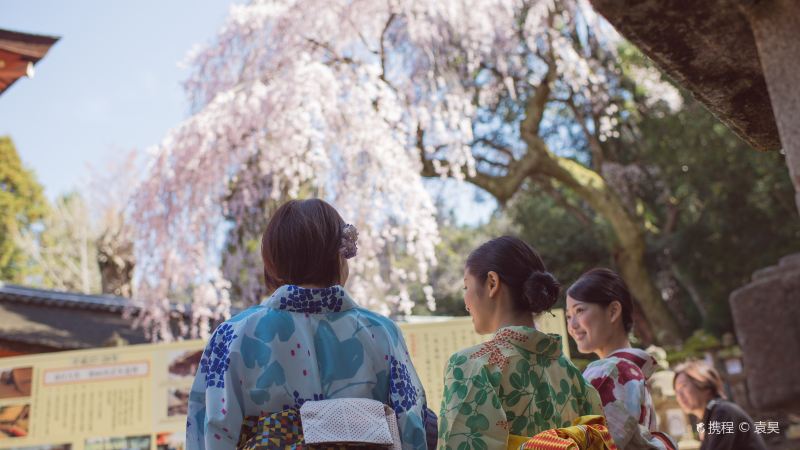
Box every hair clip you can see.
[340,223,358,259]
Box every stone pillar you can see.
[726,0,800,414]
[743,0,800,213]
[729,254,800,412]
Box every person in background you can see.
[566,268,675,449]
[186,199,428,449]
[674,360,766,450]
[439,236,602,449]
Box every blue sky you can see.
[0,0,234,197]
[1,0,496,225]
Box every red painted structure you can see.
[0,28,59,95]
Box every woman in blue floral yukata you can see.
[186,199,429,449]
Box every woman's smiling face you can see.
[674,372,711,414]
[565,295,615,355]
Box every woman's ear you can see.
[607,300,623,324]
[339,255,350,286]
[486,271,501,298]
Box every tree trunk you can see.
[419,129,685,343]
[669,262,709,323]
[536,148,684,344]
[96,228,134,298]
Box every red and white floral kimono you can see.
[583,348,675,450]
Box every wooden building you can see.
[0,28,59,95]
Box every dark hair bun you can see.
[524,271,560,313]
[466,236,556,314]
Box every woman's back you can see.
[187,285,428,449]
[438,325,602,449]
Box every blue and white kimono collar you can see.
[263,284,358,314]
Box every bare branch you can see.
[472,137,515,160]
[379,13,398,89]
[520,17,557,144]
[567,95,605,168]
[474,155,510,172]
[417,124,542,203]
[345,15,379,55]
[305,38,355,65]
[532,176,593,227]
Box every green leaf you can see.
[456,383,468,399]
[582,398,595,415]
[556,392,567,405]
[516,358,530,373]
[529,369,540,385]
[560,379,570,394]
[541,402,554,420]
[507,391,522,406]
[535,383,550,404]
[512,415,529,433]
[459,403,473,415]
[473,439,488,450]
[475,390,488,405]
[536,338,550,352]
[566,365,580,378]
[489,371,502,387]
[517,346,533,359]
[455,355,468,365]
[471,374,485,388]
[510,373,523,389]
[521,370,530,387]
[457,442,470,450]
[453,367,464,380]
[491,394,501,409]
[466,414,489,431]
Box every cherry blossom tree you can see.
[133,0,684,343]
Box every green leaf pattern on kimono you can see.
[438,326,602,450]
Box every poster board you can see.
[0,311,566,449]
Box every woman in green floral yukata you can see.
[438,236,603,450]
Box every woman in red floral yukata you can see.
[566,268,676,450]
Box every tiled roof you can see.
[0,283,186,351]
[0,282,131,313]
